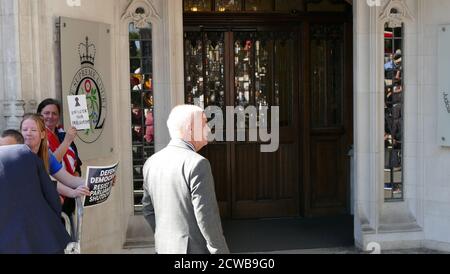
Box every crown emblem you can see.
[78,36,96,66]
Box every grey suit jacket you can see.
[142,139,229,254]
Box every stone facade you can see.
[0,0,183,253]
[354,0,450,252]
[1,0,449,253]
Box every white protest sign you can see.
[67,95,91,130]
[83,163,118,207]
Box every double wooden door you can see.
[184,19,352,219]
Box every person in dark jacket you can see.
[0,144,71,254]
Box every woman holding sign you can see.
[38,99,82,176]
[20,114,89,200]
[37,99,84,217]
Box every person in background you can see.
[142,105,229,254]
[37,99,82,217]
[0,144,71,254]
[144,110,154,143]
[0,129,24,146]
[20,114,90,199]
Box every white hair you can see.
[167,105,205,139]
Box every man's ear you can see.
[184,123,193,141]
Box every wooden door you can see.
[302,22,353,217]
[184,28,300,219]
[183,16,353,219]
[230,29,299,218]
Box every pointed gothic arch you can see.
[379,0,414,27]
[122,0,160,28]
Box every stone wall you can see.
[354,0,450,252]
[419,0,450,252]
[0,0,184,253]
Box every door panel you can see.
[200,144,230,217]
[232,143,298,219]
[310,136,346,212]
[231,30,299,218]
[305,23,351,217]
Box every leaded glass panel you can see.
[129,22,155,213]
[216,0,242,12]
[384,23,404,201]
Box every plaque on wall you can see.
[60,17,113,160]
[438,24,450,147]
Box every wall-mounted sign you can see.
[438,25,450,147]
[60,17,113,159]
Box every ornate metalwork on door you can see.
[234,31,295,127]
[184,31,226,111]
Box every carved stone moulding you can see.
[121,0,160,28]
[379,0,414,28]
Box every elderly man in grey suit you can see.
[142,105,229,254]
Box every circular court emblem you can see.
[69,37,107,144]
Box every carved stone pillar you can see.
[0,0,23,131]
[25,99,38,114]
[3,100,26,130]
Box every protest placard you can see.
[83,163,118,207]
[67,95,91,130]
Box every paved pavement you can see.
[120,245,448,254]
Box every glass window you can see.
[234,33,254,109]
[216,0,242,12]
[234,31,295,128]
[184,32,204,107]
[129,22,155,213]
[184,0,212,12]
[384,23,404,201]
[184,31,226,139]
